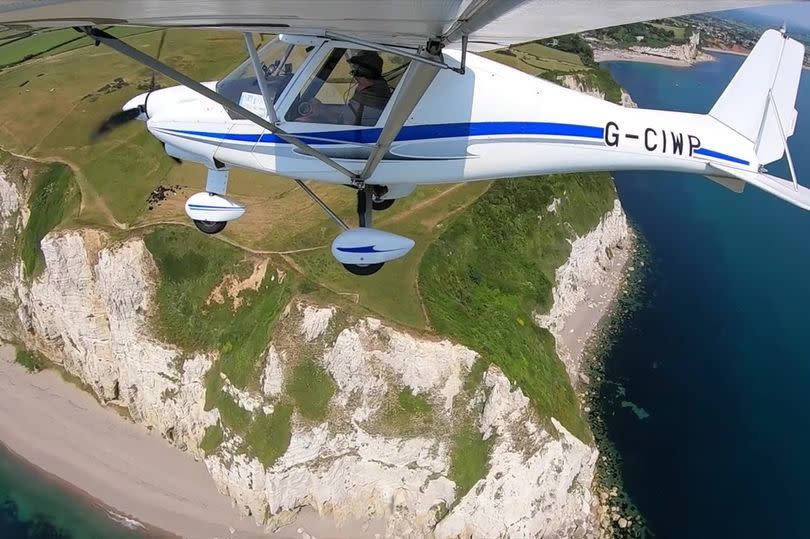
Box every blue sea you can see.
[601,53,810,538]
[0,445,150,538]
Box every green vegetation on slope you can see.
[449,425,493,497]
[379,388,434,435]
[245,403,293,466]
[538,34,598,67]
[420,174,616,442]
[143,226,293,452]
[200,424,225,456]
[144,227,291,387]
[288,358,336,422]
[15,347,46,372]
[20,163,80,278]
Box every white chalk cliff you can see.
[535,199,631,385]
[0,165,632,537]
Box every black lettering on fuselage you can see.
[644,128,657,151]
[606,121,701,159]
[688,135,701,156]
[671,132,684,155]
[605,121,620,147]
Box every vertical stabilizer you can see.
[709,29,804,165]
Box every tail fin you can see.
[709,28,805,165]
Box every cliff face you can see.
[535,199,631,385]
[559,74,637,108]
[16,230,217,455]
[0,169,22,340]
[627,31,711,64]
[0,162,631,537]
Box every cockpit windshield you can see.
[216,37,313,119]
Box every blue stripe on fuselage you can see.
[164,122,750,166]
[163,121,605,146]
[693,147,750,166]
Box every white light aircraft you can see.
[1,1,809,275]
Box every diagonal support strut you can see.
[360,58,440,181]
[80,26,359,182]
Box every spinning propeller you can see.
[92,29,180,163]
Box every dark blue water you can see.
[603,53,810,538]
[0,445,151,539]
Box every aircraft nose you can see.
[123,92,149,119]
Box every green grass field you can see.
[0,27,161,68]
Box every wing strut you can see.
[79,27,359,182]
[360,58,440,181]
[243,32,278,123]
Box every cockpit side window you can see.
[216,38,311,119]
[284,47,411,126]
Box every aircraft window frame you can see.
[277,43,413,129]
[216,37,325,121]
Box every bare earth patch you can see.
[207,257,269,309]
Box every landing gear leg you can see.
[344,187,384,276]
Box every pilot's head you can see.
[348,51,383,81]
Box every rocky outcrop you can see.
[559,74,637,108]
[0,169,20,231]
[207,311,598,538]
[15,230,218,455]
[0,169,24,340]
[435,368,597,539]
[626,31,711,64]
[560,74,606,101]
[2,220,603,536]
[594,31,713,66]
[535,199,631,385]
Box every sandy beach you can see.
[558,235,634,383]
[0,344,380,539]
[594,49,703,67]
[703,46,749,57]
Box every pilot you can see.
[345,51,392,125]
[296,51,392,125]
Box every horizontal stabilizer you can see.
[705,175,746,193]
[709,29,805,165]
[709,163,810,211]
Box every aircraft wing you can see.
[0,0,803,51]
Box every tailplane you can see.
[709,28,804,166]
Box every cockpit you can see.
[217,35,411,126]
[216,36,313,119]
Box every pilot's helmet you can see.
[349,51,383,79]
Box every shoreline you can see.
[0,440,173,538]
[581,234,649,537]
[0,344,273,539]
[0,345,400,539]
[703,46,749,57]
[594,49,710,67]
